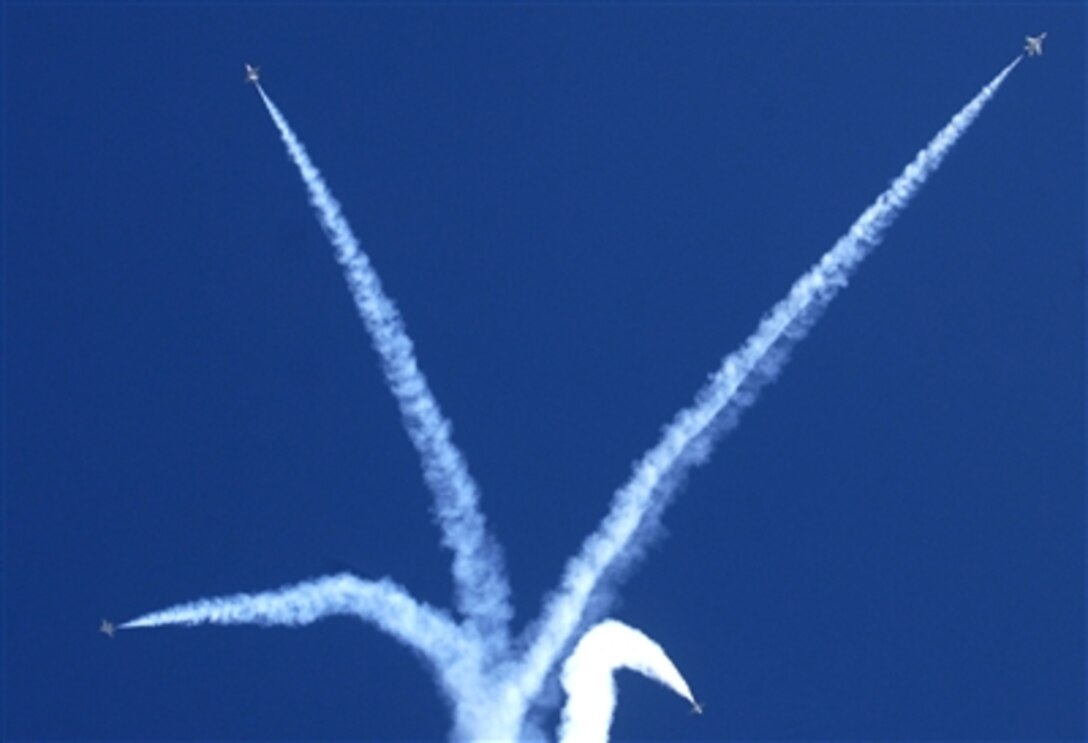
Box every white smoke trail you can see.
[254,86,513,642]
[514,57,1021,704]
[119,573,533,742]
[121,574,472,670]
[558,620,696,743]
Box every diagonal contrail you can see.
[513,56,1022,703]
[558,619,697,743]
[255,86,513,644]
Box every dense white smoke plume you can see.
[558,620,697,743]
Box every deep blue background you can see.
[4,3,1084,741]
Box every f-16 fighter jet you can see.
[1025,33,1047,56]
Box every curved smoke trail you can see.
[121,573,471,671]
[558,620,697,743]
[514,57,1022,703]
[255,87,513,644]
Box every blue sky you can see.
[4,3,1084,741]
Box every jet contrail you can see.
[254,86,513,644]
[119,573,505,733]
[558,620,697,743]
[120,573,471,669]
[514,56,1022,702]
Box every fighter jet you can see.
[690,700,704,715]
[245,64,260,84]
[1025,32,1047,56]
[99,619,116,638]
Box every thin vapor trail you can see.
[254,86,513,643]
[558,620,697,743]
[121,574,471,670]
[514,57,1021,702]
